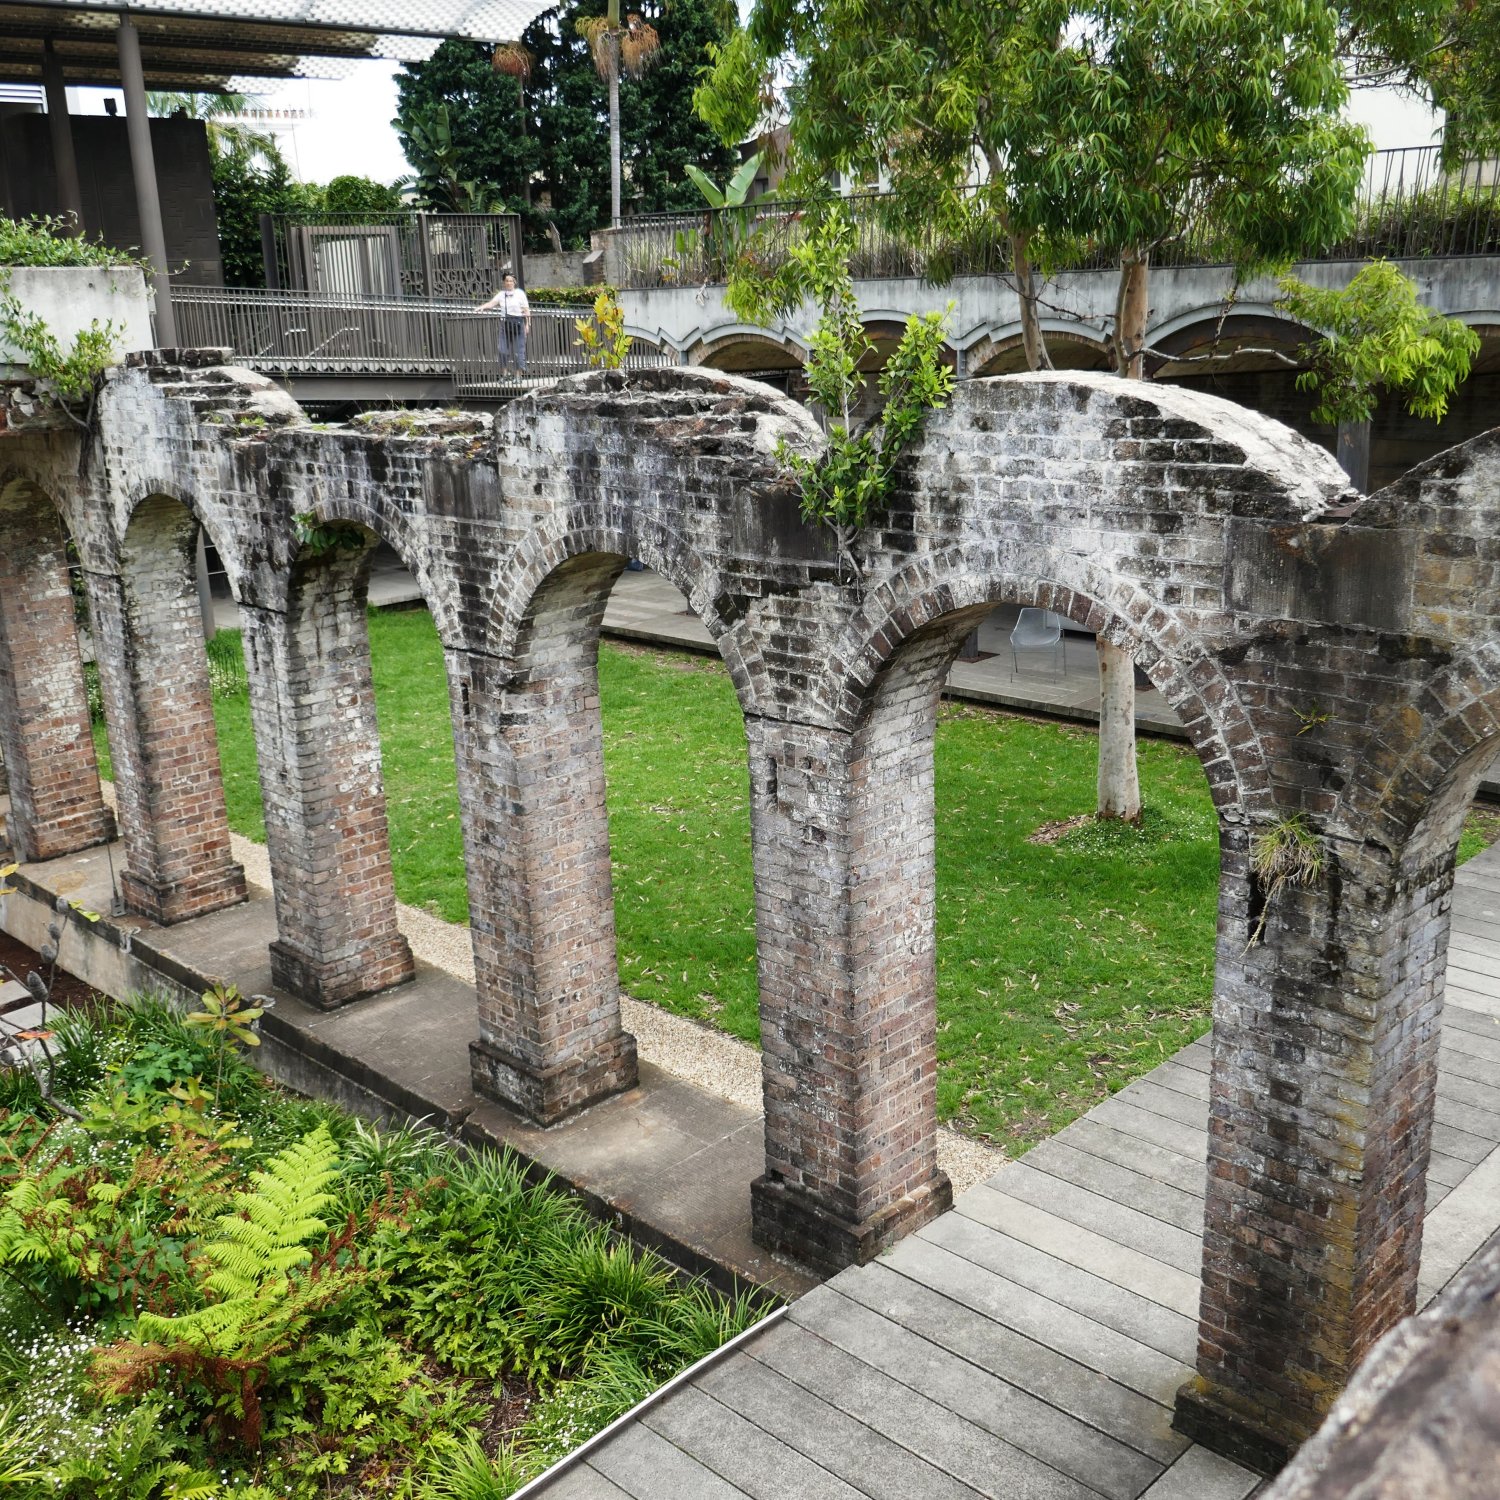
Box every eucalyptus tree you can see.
[699,0,1370,822]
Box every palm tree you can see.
[576,5,661,226]
[145,91,277,163]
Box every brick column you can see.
[91,496,245,924]
[1175,837,1448,1472]
[450,554,637,1124]
[0,497,114,862]
[747,634,954,1274]
[242,548,413,1009]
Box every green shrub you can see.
[0,215,141,269]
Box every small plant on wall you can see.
[574,291,633,370]
[761,208,955,584]
[1246,813,1325,951]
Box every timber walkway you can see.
[525,841,1500,1500]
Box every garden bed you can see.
[0,996,770,1498]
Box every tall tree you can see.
[396,1,736,250]
[700,0,1369,823]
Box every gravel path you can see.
[223,830,1005,1196]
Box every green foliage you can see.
[419,1432,526,1500]
[320,174,405,216]
[25,1400,219,1500]
[396,2,737,250]
[683,152,762,209]
[769,210,955,538]
[1342,2,1500,161]
[526,284,620,307]
[574,290,633,368]
[291,512,367,559]
[209,135,320,289]
[0,215,143,269]
[1247,813,1325,949]
[0,275,121,408]
[1276,259,1482,423]
[705,0,1370,368]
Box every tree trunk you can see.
[1095,246,1151,822]
[1096,639,1141,822]
[609,40,622,227]
[1011,232,1054,372]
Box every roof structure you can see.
[0,0,557,90]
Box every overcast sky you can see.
[68,56,1444,189]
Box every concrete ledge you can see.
[0,826,818,1302]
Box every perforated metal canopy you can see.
[0,0,555,89]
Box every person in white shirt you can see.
[477,273,531,374]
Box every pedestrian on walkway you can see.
[477,273,531,375]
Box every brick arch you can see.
[300,492,463,648]
[1338,639,1500,859]
[486,510,771,720]
[117,478,245,601]
[821,548,1273,820]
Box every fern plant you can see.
[93,1126,365,1447]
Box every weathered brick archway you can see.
[4,358,1498,1468]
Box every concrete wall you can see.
[3,358,1500,1470]
[0,265,154,374]
[524,249,593,288]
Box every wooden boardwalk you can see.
[528,840,1500,1500]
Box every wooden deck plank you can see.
[643,1385,869,1500]
[831,1262,1190,1466]
[1049,1117,1207,1199]
[994,1163,1205,1274]
[696,1344,981,1500]
[585,1422,751,1500]
[1021,1137,1205,1233]
[926,1209,1199,1361]
[882,1235,1193,1401]
[788,1286,1163,1500]
[540,1466,634,1500]
[748,1322,1102,1500]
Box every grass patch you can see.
[1459,804,1500,865]
[96,613,1228,1148]
[0,998,770,1498]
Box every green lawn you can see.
[91,610,1498,1149]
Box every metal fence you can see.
[173,286,674,391]
[611,146,1500,289]
[260,212,525,302]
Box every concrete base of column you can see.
[1172,1379,1298,1478]
[750,1169,953,1278]
[470,1028,638,1126]
[121,861,247,925]
[269,933,415,1010]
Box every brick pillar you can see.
[1175,837,1448,1472]
[0,495,114,862]
[91,496,245,924]
[451,553,637,1125]
[748,626,956,1275]
[242,548,413,1009]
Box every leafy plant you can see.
[291,512,366,560]
[767,209,954,573]
[93,1126,369,1446]
[684,152,762,210]
[1277,258,1482,424]
[574,291,633,369]
[0,215,145,269]
[0,274,121,425]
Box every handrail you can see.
[172,287,675,390]
[607,146,1500,289]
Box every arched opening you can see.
[93,493,246,924]
[751,567,1239,1272]
[468,531,761,1125]
[970,330,1113,377]
[0,474,113,864]
[695,333,806,398]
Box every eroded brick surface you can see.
[2,361,1498,1463]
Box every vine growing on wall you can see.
[762,210,955,581]
[0,278,121,429]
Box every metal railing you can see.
[260,211,525,302]
[172,286,675,391]
[611,146,1500,289]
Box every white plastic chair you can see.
[1010,607,1064,677]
